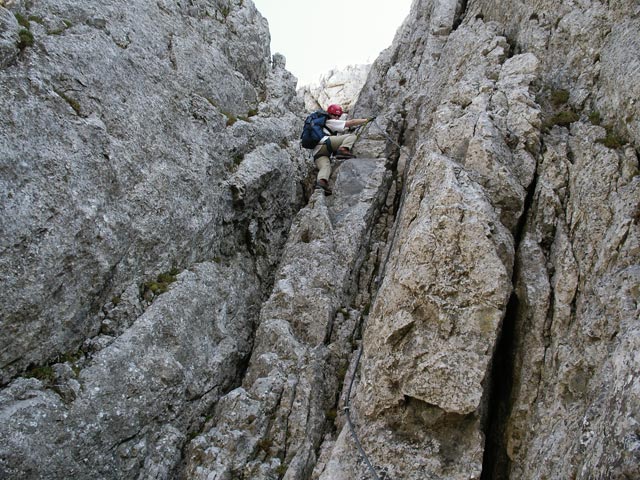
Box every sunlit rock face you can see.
[317,0,639,479]
[298,63,371,113]
[1,0,638,479]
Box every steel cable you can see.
[341,115,413,480]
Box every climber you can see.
[311,104,371,195]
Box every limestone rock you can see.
[0,0,304,384]
[320,1,639,479]
[299,64,371,113]
[0,0,310,478]
[0,6,19,68]
[181,157,391,480]
[1,0,638,478]
[0,261,261,478]
[505,123,640,479]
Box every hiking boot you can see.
[315,179,332,196]
[335,147,355,159]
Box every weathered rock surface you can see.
[0,0,311,478]
[180,156,391,479]
[321,0,639,479]
[298,64,371,113]
[1,260,261,478]
[1,0,638,478]
[0,0,304,381]
[505,124,640,480]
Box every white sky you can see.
[251,0,414,86]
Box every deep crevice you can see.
[481,167,539,480]
[452,0,469,31]
[480,290,518,480]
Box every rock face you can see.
[0,0,311,478]
[0,0,306,383]
[1,0,638,479]
[180,156,390,479]
[325,0,639,479]
[298,64,371,113]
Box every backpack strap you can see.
[324,137,334,154]
[319,123,337,154]
[323,124,337,136]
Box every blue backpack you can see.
[300,110,332,149]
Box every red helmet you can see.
[327,104,343,116]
